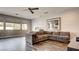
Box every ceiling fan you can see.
[28,7,39,14]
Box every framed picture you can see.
[47,17,61,31]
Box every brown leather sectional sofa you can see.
[32,31,49,44]
[32,31,70,44]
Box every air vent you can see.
[44,12,48,14]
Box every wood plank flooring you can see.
[33,40,68,51]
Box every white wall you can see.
[32,18,47,31]
[32,8,79,33]
[32,13,61,31]
[61,9,79,33]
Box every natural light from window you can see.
[6,23,21,30]
[14,23,21,30]
[22,24,27,30]
[0,22,4,30]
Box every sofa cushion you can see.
[53,32,60,35]
[37,34,48,38]
[60,32,70,37]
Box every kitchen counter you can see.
[0,35,25,39]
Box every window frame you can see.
[0,22,4,30]
[22,24,28,30]
[5,22,21,30]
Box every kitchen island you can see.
[0,35,26,51]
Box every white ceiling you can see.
[0,7,77,19]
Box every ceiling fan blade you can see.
[28,8,34,14]
[30,10,34,14]
[31,8,39,10]
[28,8,39,14]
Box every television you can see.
[76,37,79,42]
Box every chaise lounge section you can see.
[48,32,70,43]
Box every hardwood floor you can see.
[33,40,68,51]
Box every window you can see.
[14,23,21,30]
[0,22,4,30]
[6,23,14,30]
[22,24,27,30]
[6,23,21,30]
